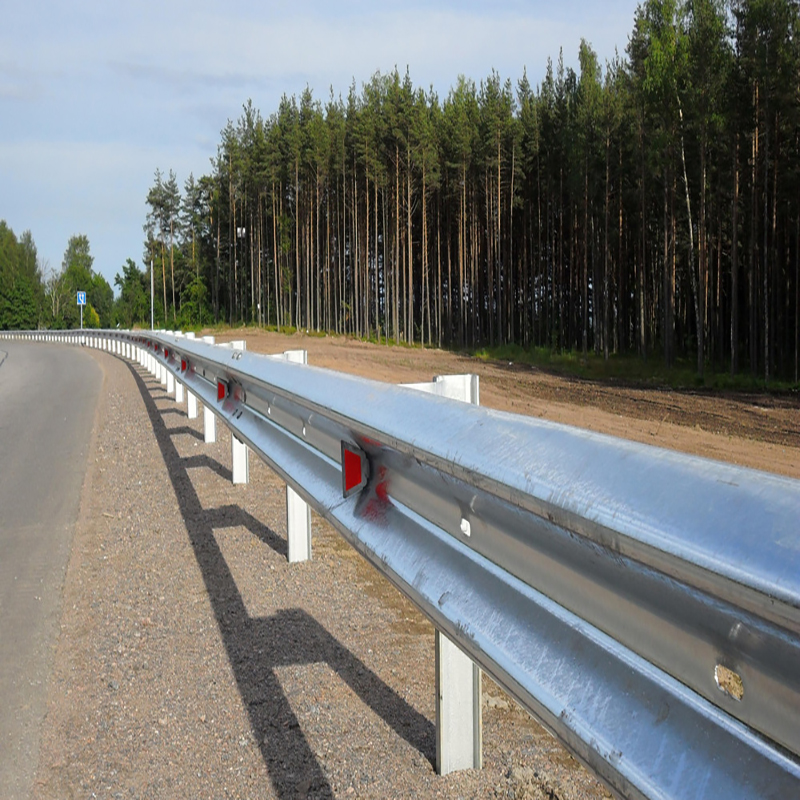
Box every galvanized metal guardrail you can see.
[5,329,800,799]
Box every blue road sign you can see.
[77,291,86,306]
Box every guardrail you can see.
[4,329,800,799]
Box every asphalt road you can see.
[0,341,102,800]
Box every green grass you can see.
[187,320,799,393]
[472,343,799,393]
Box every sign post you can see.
[77,291,86,330]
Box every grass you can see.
[472,343,800,393]
[177,319,799,394]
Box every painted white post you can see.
[175,380,184,404]
[160,362,167,386]
[231,435,249,484]
[166,370,175,394]
[203,404,216,443]
[217,340,252,485]
[185,335,197,411]
[287,487,311,562]
[403,374,482,776]
[280,350,312,563]
[201,336,216,442]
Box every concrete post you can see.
[287,487,311,562]
[232,435,249,484]
[280,350,312,563]
[220,340,251,485]
[201,336,216,441]
[403,374,482,775]
[203,405,216,443]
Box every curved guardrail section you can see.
[5,329,800,799]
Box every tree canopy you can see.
[139,0,800,381]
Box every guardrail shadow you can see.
[127,362,435,798]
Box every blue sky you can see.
[1,0,640,294]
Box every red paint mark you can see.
[362,466,391,521]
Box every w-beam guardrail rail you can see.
[4,329,800,799]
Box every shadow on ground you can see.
[127,362,435,799]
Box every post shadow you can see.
[205,504,287,559]
[126,363,435,798]
[168,426,205,443]
[181,453,232,483]
[159,406,187,417]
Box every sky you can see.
[1,0,641,295]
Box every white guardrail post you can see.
[218,340,250,486]
[403,374,482,774]
[185,333,198,419]
[201,335,216,443]
[281,350,312,563]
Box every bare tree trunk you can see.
[406,139,413,344]
[731,136,739,375]
[604,136,610,360]
[170,216,175,324]
[677,104,701,376]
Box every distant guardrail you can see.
[5,329,800,799]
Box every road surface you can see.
[0,341,101,800]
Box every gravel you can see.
[32,350,611,800]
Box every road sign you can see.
[77,291,86,306]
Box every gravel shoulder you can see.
[31,337,799,800]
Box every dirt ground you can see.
[214,329,800,480]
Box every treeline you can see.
[0,223,114,330]
[146,0,794,382]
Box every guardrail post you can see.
[403,374,482,775]
[231,435,249,484]
[217,340,251,486]
[182,333,198,417]
[282,350,311,563]
[201,335,216,442]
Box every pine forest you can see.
[4,0,800,383]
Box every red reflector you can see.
[217,380,227,401]
[342,443,368,497]
[164,348,169,358]
[181,359,187,372]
